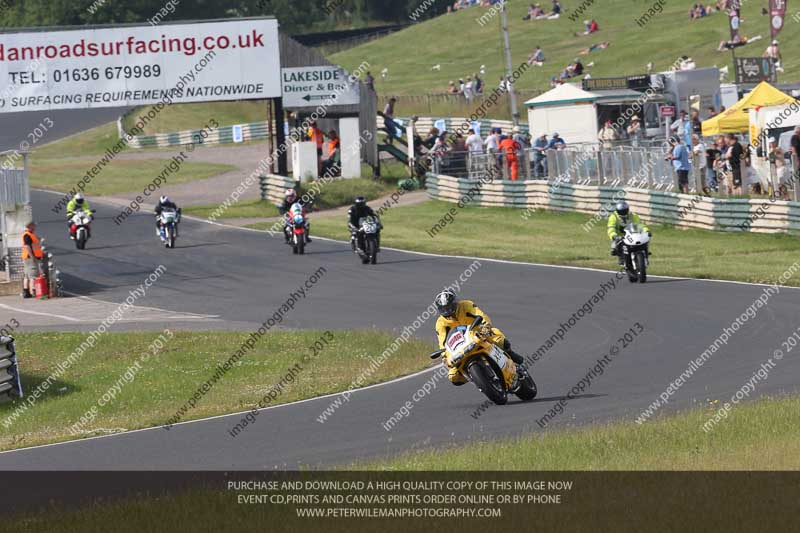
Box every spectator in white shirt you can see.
[464,77,474,101]
[466,129,484,153]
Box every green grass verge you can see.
[29,122,236,196]
[182,199,280,219]
[359,395,800,470]
[30,157,234,197]
[0,330,433,451]
[186,177,398,220]
[331,1,791,96]
[122,101,268,135]
[306,200,800,286]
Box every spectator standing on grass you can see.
[448,81,459,94]
[466,128,484,154]
[533,133,549,178]
[725,133,744,196]
[513,126,529,151]
[383,97,397,145]
[667,136,692,193]
[670,110,688,136]
[21,221,43,299]
[484,128,500,151]
[473,73,484,94]
[464,77,474,101]
[364,71,375,93]
[790,126,800,178]
[705,138,721,191]
[691,110,703,135]
[598,120,619,149]
[548,132,565,149]
[764,39,781,66]
[691,134,707,192]
[627,115,643,145]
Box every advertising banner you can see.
[0,18,281,113]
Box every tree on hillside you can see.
[0,0,449,30]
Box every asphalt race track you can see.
[0,107,128,152]
[1,189,800,469]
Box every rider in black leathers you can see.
[347,196,382,252]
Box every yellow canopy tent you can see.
[701,82,797,136]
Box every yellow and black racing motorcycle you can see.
[430,316,537,405]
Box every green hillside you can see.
[331,0,794,96]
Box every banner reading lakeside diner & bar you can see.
[0,18,281,113]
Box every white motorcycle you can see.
[158,208,179,249]
[620,223,650,283]
[355,215,380,265]
[70,210,93,250]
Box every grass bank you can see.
[30,123,235,196]
[360,395,800,470]
[184,175,399,220]
[121,101,268,135]
[331,0,790,97]
[0,330,433,451]
[305,200,800,286]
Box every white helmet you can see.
[159,195,170,204]
[285,188,297,201]
[74,193,84,202]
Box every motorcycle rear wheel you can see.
[515,371,538,401]
[468,360,507,405]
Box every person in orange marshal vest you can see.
[21,221,44,299]
[321,130,341,177]
[498,133,521,180]
[308,120,325,172]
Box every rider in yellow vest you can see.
[434,290,528,385]
[21,221,43,298]
[607,200,650,265]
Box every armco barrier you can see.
[426,174,800,233]
[117,118,272,149]
[0,336,22,401]
[261,174,296,203]
[117,114,525,150]
[394,117,527,137]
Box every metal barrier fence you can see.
[430,146,686,192]
[427,144,800,197]
[0,150,31,283]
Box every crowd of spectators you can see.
[445,74,485,100]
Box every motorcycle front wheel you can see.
[515,371,538,401]
[635,251,647,283]
[166,226,175,248]
[366,235,378,265]
[76,229,87,250]
[467,359,507,405]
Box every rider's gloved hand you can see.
[647,232,652,237]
